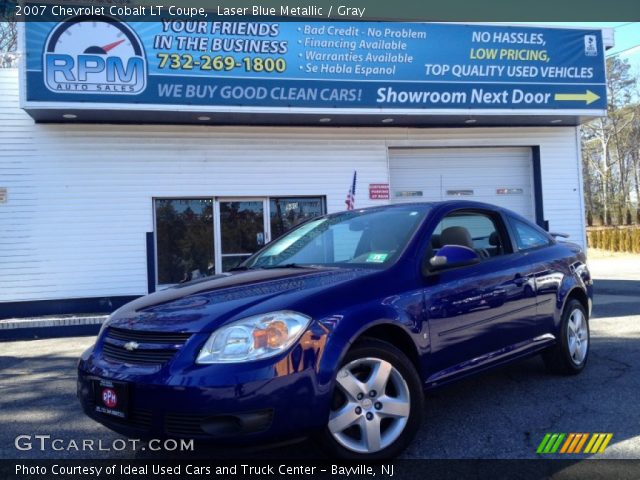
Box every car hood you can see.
[107,267,372,333]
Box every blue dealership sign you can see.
[23,20,607,112]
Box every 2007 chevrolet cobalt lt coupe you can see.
[78,201,593,458]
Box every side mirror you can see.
[428,245,480,272]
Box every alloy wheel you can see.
[328,357,411,454]
[567,308,588,365]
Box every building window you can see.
[155,198,214,284]
[270,197,325,239]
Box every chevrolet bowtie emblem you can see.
[123,341,140,351]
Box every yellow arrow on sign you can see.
[554,90,600,105]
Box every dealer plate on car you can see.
[94,379,129,419]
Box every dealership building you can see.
[0,19,611,318]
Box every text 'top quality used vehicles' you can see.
[78,201,593,458]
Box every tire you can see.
[317,338,424,459]
[543,299,590,375]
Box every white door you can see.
[389,147,535,220]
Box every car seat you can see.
[440,226,489,259]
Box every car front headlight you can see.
[196,311,312,364]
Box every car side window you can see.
[431,211,509,260]
[509,217,551,251]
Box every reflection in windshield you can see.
[245,207,429,269]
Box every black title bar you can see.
[2,0,640,22]
[3,460,640,480]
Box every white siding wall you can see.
[388,130,585,246]
[388,147,535,220]
[0,69,585,303]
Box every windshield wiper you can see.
[228,265,258,272]
[261,263,316,270]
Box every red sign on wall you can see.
[369,183,390,200]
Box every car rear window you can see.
[509,217,551,251]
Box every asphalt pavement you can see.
[1,253,639,460]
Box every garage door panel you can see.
[433,179,531,187]
[389,147,535,220]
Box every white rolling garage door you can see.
[389,147,535,220]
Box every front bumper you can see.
[77,331,331,444]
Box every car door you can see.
[423,209,539,383]
[505,214,559,338]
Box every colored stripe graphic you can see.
[538,433,613,454]
[537,433,552,454]
[568,433,584,453]
[537,433,565,454]
[544,434,559,453]
[550,434,566,453]
[584,434,599,453]
[574,433,589,453]
[597,434,613,453]
[585,433,614,454]
[590,434,607,453]
[560,433,576,453]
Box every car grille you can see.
[106,327,192,344]
[102,327,192,366]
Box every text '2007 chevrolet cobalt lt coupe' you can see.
[78,201,593,458]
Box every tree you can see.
[629,100,640,222]
[581,57,639,225]
[0,10,18,68]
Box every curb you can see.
[0,315,108,330]
[0,315,108,341]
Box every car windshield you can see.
[244,206,430,269]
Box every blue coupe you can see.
[78,201,593,458]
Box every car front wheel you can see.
[319,338,424,459]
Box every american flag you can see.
[345,171,357,210]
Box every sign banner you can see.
[24,19,607,112]
[369,184,390,200]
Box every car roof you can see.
[328,200,510,215]
[322,201,552,242]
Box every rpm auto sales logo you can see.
[43,15,146,94]
[101,388,118,408]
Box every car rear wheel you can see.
[543,299,590,375]
[318,338,423,459]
